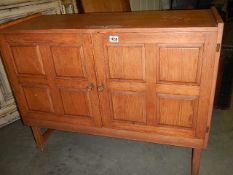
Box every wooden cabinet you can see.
[0,8,223,175]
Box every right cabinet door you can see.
[93,32,218,139]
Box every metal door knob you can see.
[97,84,105,92]
[87,83,94,92]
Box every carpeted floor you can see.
[0,100,232,175]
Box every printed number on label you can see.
[109,36,119,43]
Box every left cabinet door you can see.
[0,33,102,127]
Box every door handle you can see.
[97,84,105,92]
[87,83,95,92]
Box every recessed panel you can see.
[51,46,86,78]
[60,88,91,117]
[107,45,145,81]
[11,46,45,75]
[23,86,54,113]
[111,91,146,123]
[159,47,201,84]
[157,94,198,128]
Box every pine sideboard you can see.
[0,7,223,175]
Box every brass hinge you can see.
[216,43,221,52]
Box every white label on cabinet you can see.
[109,36,119,43]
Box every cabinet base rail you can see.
[31,126,202,175]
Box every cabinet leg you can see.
[31,126,54,151]
[192,148,202,175]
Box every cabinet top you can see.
[0,7,223,33]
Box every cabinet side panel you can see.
[204,26,224,147]
[196,32,218,143]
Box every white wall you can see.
[0,0,62,23]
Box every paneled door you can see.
[2,33,101,127]
[93,33,157,134]
[93,32,217,139]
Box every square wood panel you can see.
[111,91,146,123]
[23,86,54,113]
[106,45,145,81]
[157,94,198,128]
[11,46,45,76]
[158,47,202,84]
[60,88,91,117]
[51,46,86,78]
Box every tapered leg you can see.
[192,148,202,175]
[31,126,44,151]
[31,126,54,151]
